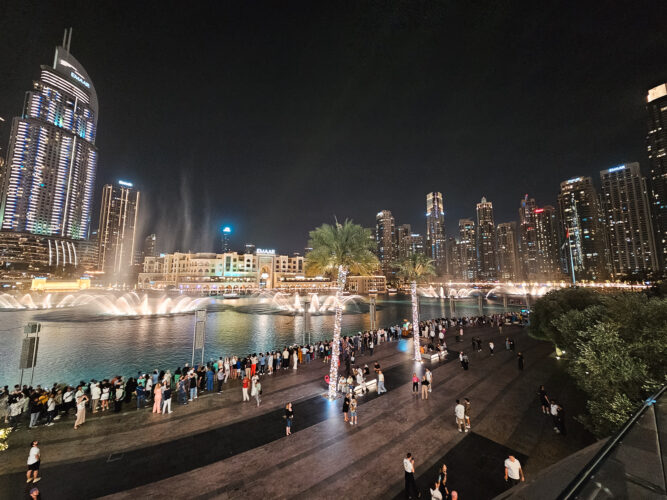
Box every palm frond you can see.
[396,253,436,283]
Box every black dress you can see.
[342,397,350,413]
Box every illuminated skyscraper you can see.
[142,233,160,260]
[646,84,667,270]
[557,176,609,281]
[476,197,497,280]
[600,163,657,276]
[534,205,561,279]
[426,192,446,274]
[376,210,396,276]
[221,226,232,252]
[518,195,538,279]
[458,218,477,281]
[0,30,97,240]
[397,223,411,259]
[497,222,519,281]
[97,181,140,275]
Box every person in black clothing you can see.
[285,402,294,436]
[517,352,524,371]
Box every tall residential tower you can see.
[97,181,140,276]
[426,192,446,274]
[476,197,497,280]
[646,84,667,272]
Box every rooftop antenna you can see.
[66,27,73,52]
[62,28,67,48]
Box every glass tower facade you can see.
[646,84,667,271]
[476,197,497,280]
[426,192,446,275]
[0,42,98,240]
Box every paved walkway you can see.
[0,325,594,499]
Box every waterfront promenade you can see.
[0,324,594,499]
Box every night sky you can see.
[0,2,665,253]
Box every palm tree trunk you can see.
[411,281,421,361]
[329,264,348,398]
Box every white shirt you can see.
[455,404,465,419]
[430,487,443,500]
[504,458,522,480]
[27,446,40,465]
[403,458,413,473]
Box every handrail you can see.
[557,384,666,499]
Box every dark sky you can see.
[1,1,665,253]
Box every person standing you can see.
[550,399,560,432]
[462,353,469,370]
[73,392,88,430]
[161,384,173,414]
[377,370,387,395]
[489,341,495,356]
[425,368,433,393]
[538,385,550,414]
[459,352,465,369]
[464,398,471,431]
[252,380,262,407]
[342,394,350,422]
[90,380,101,413]
[504,454,525,487]
[438,464,449,498]
[369,338,374,357]
[455,400,465,432]
[284,402,294,436]
[403,453,419,499]
[412,373,419,394]
[152,382,162,414]
[556,403,567,436]
[517,352,524,371]
[430,480,443,500]
[242,375,250,402]
[26,440,40,484]
[349,395,358,425]
[216,367,224,394]
[421,375,429,400]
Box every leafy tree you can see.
[305,220,378,398]
[528,287,602,342]
[396,254,435,361]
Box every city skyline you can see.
[0,3,665,253]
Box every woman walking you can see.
[285,402,294,436]
[349,395,358,425]
[412,373,419,394]
[26,440,40,484]
[152,382,162,413]
[538,385,550,414]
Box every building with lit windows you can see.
[426,192,446,274]
[221,226,232,252]
[476,197,497,280]
[534,205,562,279]
[397,224,411,259]
[375,210,396,277]
[0,31,97,240]
[557,176,609,280]
[646,84,667,271]
[458,218,477,281]
[518,195,538,279]
[97,181,140,276]
[600,163,657,276]
[497,222,519,280]
[142,233,159,260]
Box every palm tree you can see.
[305,220,378,398]
[396,254,436,361]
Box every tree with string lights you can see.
[305,220,378,399]
[396,253,435,361]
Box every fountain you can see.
[0,292,211,318]
[242,291,366,315]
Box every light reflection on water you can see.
[0,297,517,386]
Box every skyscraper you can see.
[426,192,446,274]
[98,181,140,275]
[646,84,667,271]
[142,233,160,260]
[600,163,657,276]
[557,176,609,281]
[458,218,477,281]
[476,197,497,280]
[519,195,538,279]
[534,206,561,279]
[375,210,396,277]
[397,223,412,259]
[497,222,519,281]
[221,226,232,252]
[0,30,98,240]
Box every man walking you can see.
[377,370,387,394]
[504,454,525,487]
[403,452,420,498]
[464,398,471,431]
[455,400,466,433]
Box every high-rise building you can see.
[646,84,667,271]
[557,176,609,281]
[518,195,538,279]
[142,233,160,260]
[97,181,140,275]
[600,163,657,276]
[221,226,232,252]
[534,205,561,279]
[376,210,396,276]
[397,224,411,259]
[458,218,477,281]
[245,243,256,255]
[0,30,98,240]
[446,236,461,279]
[426,192,446,274]
[476,197,497,280]
[497,222,519,281]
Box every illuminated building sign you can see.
[608,165,626,173]
[257,249,276,255]
[222,226,232,233]
[118,180,133,187]
[534,208,544,213]
[70,71,91,88]
[566,177,582,184]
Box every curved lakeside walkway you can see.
[0,325,594,499]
